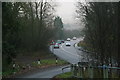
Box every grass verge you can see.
[31,59,68,68]
[2,53,69,78]
[55,72,72,78]
[54,69,119,78]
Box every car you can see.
[50,42,55,45]
[73,37,77,40]
[54,43,59,48]
[56,40,62,44]
[50,40,55,45]
[65,42,71,46]
[61,40,65,43]
[67,38,71,41]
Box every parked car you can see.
[73,37,77,40]
[54,43,59,48]
[65,42,71,46]
[67,38,71,41]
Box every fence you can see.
[62,62,120,78]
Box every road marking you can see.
[60,43,79,57]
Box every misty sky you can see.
[56,2,76,24]
[55,1,82,30]
[54,0,119,30]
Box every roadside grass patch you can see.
[78,41,95,52]
[32,59,68,67]
[55,69,119,78]
[2,52,68,78]
[2,68,20,77]
[3,59,68,77]
[55,72,72,78]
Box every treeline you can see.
[63,29,83,39]
[2,2,59,71]
[76,2,120,66]
[54,16,64,40]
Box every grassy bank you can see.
[55,69,119,78]
[78,41,94,52]
[2,51,69,78]
[32,59,68,68]
[55,72,72,78]
[3,58,68,77]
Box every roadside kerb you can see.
[74,42,96,54]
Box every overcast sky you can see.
[53,0,119,30]
[55,2,76,24]
[55,1,82,30]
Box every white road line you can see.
[60,43,79,57]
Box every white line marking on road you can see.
[60,43,79,57]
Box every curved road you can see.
[17,65,70,78]
[18,38,87,78]
[50,38,87,64]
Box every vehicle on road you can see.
[50,40,55,45]
[67,38,71,41]
[61,40,65,43]
[54,43,59,48]
[65,42,71,46]
[56,40,62,44]
[73,37,77,40]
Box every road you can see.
[18,38,87,78]
[50,38,88,64]
[17,65,70,78]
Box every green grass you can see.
[32,59,68,66]
[78,41,94,52]
[55,68,119,78]
[2,68,20,77]
[2,58,68,77]
[55,72,72,78]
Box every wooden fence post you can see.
[103,65,108,78]
[73,64,77,76]
[88,64,93,78]
[71,64,74,76]
[78,62,83,78]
